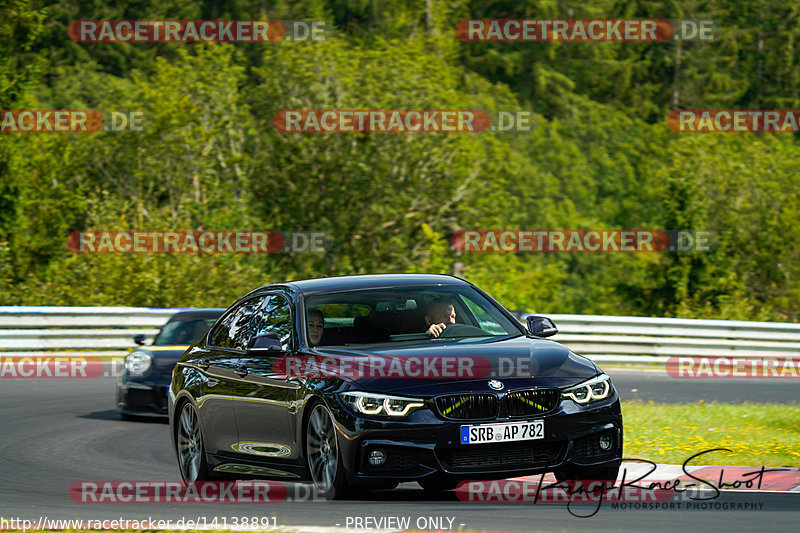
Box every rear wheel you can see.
[306,403,350,499]
[176,402,211,481]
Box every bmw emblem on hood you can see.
[488,380,504,391]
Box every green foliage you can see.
[0,0,48,108]
[0,1,798,321]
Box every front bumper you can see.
[331,398,622,483]
[116,373,171,416]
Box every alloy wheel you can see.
[306,404,339,493]
[177,402,205,481]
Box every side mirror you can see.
[247,333,284,354]
[526,315,558,338]
[133,334,147,346]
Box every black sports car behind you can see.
[117,308,224,418]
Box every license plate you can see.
[460,420,544,444]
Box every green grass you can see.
[621,401,800,467]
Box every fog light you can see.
[599,433,613,451]
[368,449,386,466]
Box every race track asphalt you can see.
[0,368,796,533]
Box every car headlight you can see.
[561,374,613,404]
[340,391,425,417]
[124,350,152,376]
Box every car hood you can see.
[311,335,599,396]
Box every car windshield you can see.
[152,317,218,346]
[305,285,522,346]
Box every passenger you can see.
[307,308,325,347]
[425,301,456,338]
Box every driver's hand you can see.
[426,323,447,338]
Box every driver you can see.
[308,308,325,347]
[425,300,456,338]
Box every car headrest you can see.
[364,309,426,335]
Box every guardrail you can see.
[1,307,799,364]
[0,307,183,358]
[547,314,800,364]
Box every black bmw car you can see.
[117,308,224,418]
[168,274,622,498]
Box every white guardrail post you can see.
[0,307,799,365]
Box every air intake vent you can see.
[438,441,565,472]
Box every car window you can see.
[153,318,219,345]
[208,297,265,350]
[458,295,509,335]
[305,286,521,345]
[312,303,371,327]
[254,295,293,351]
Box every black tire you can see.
[418,476,460,491]
[306,403,351,499]
[175,401,212,482]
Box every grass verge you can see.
[621,400,800,467]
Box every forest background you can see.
[1,0,798,321]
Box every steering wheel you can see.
[438,323,487,338]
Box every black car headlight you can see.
[340,391,425,417]
[561,374,613,404]
[124,350,152,376]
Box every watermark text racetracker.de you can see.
[273,355,552,380]
[273,110,534,132]
[452,230,714,253]
[667,356,800,378]
[0,357,106,379]
[68,20,327,43]
[0,355,557,381]
[68,480,333,504]
[456,19,718,42]
[66,231,329,254]
[667,110,800,132]
[0,110,144,133]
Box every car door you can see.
[199,296,265,457]
[232,293,298,462]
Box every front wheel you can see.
[176,402,212,481]
[306,403,351,499]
